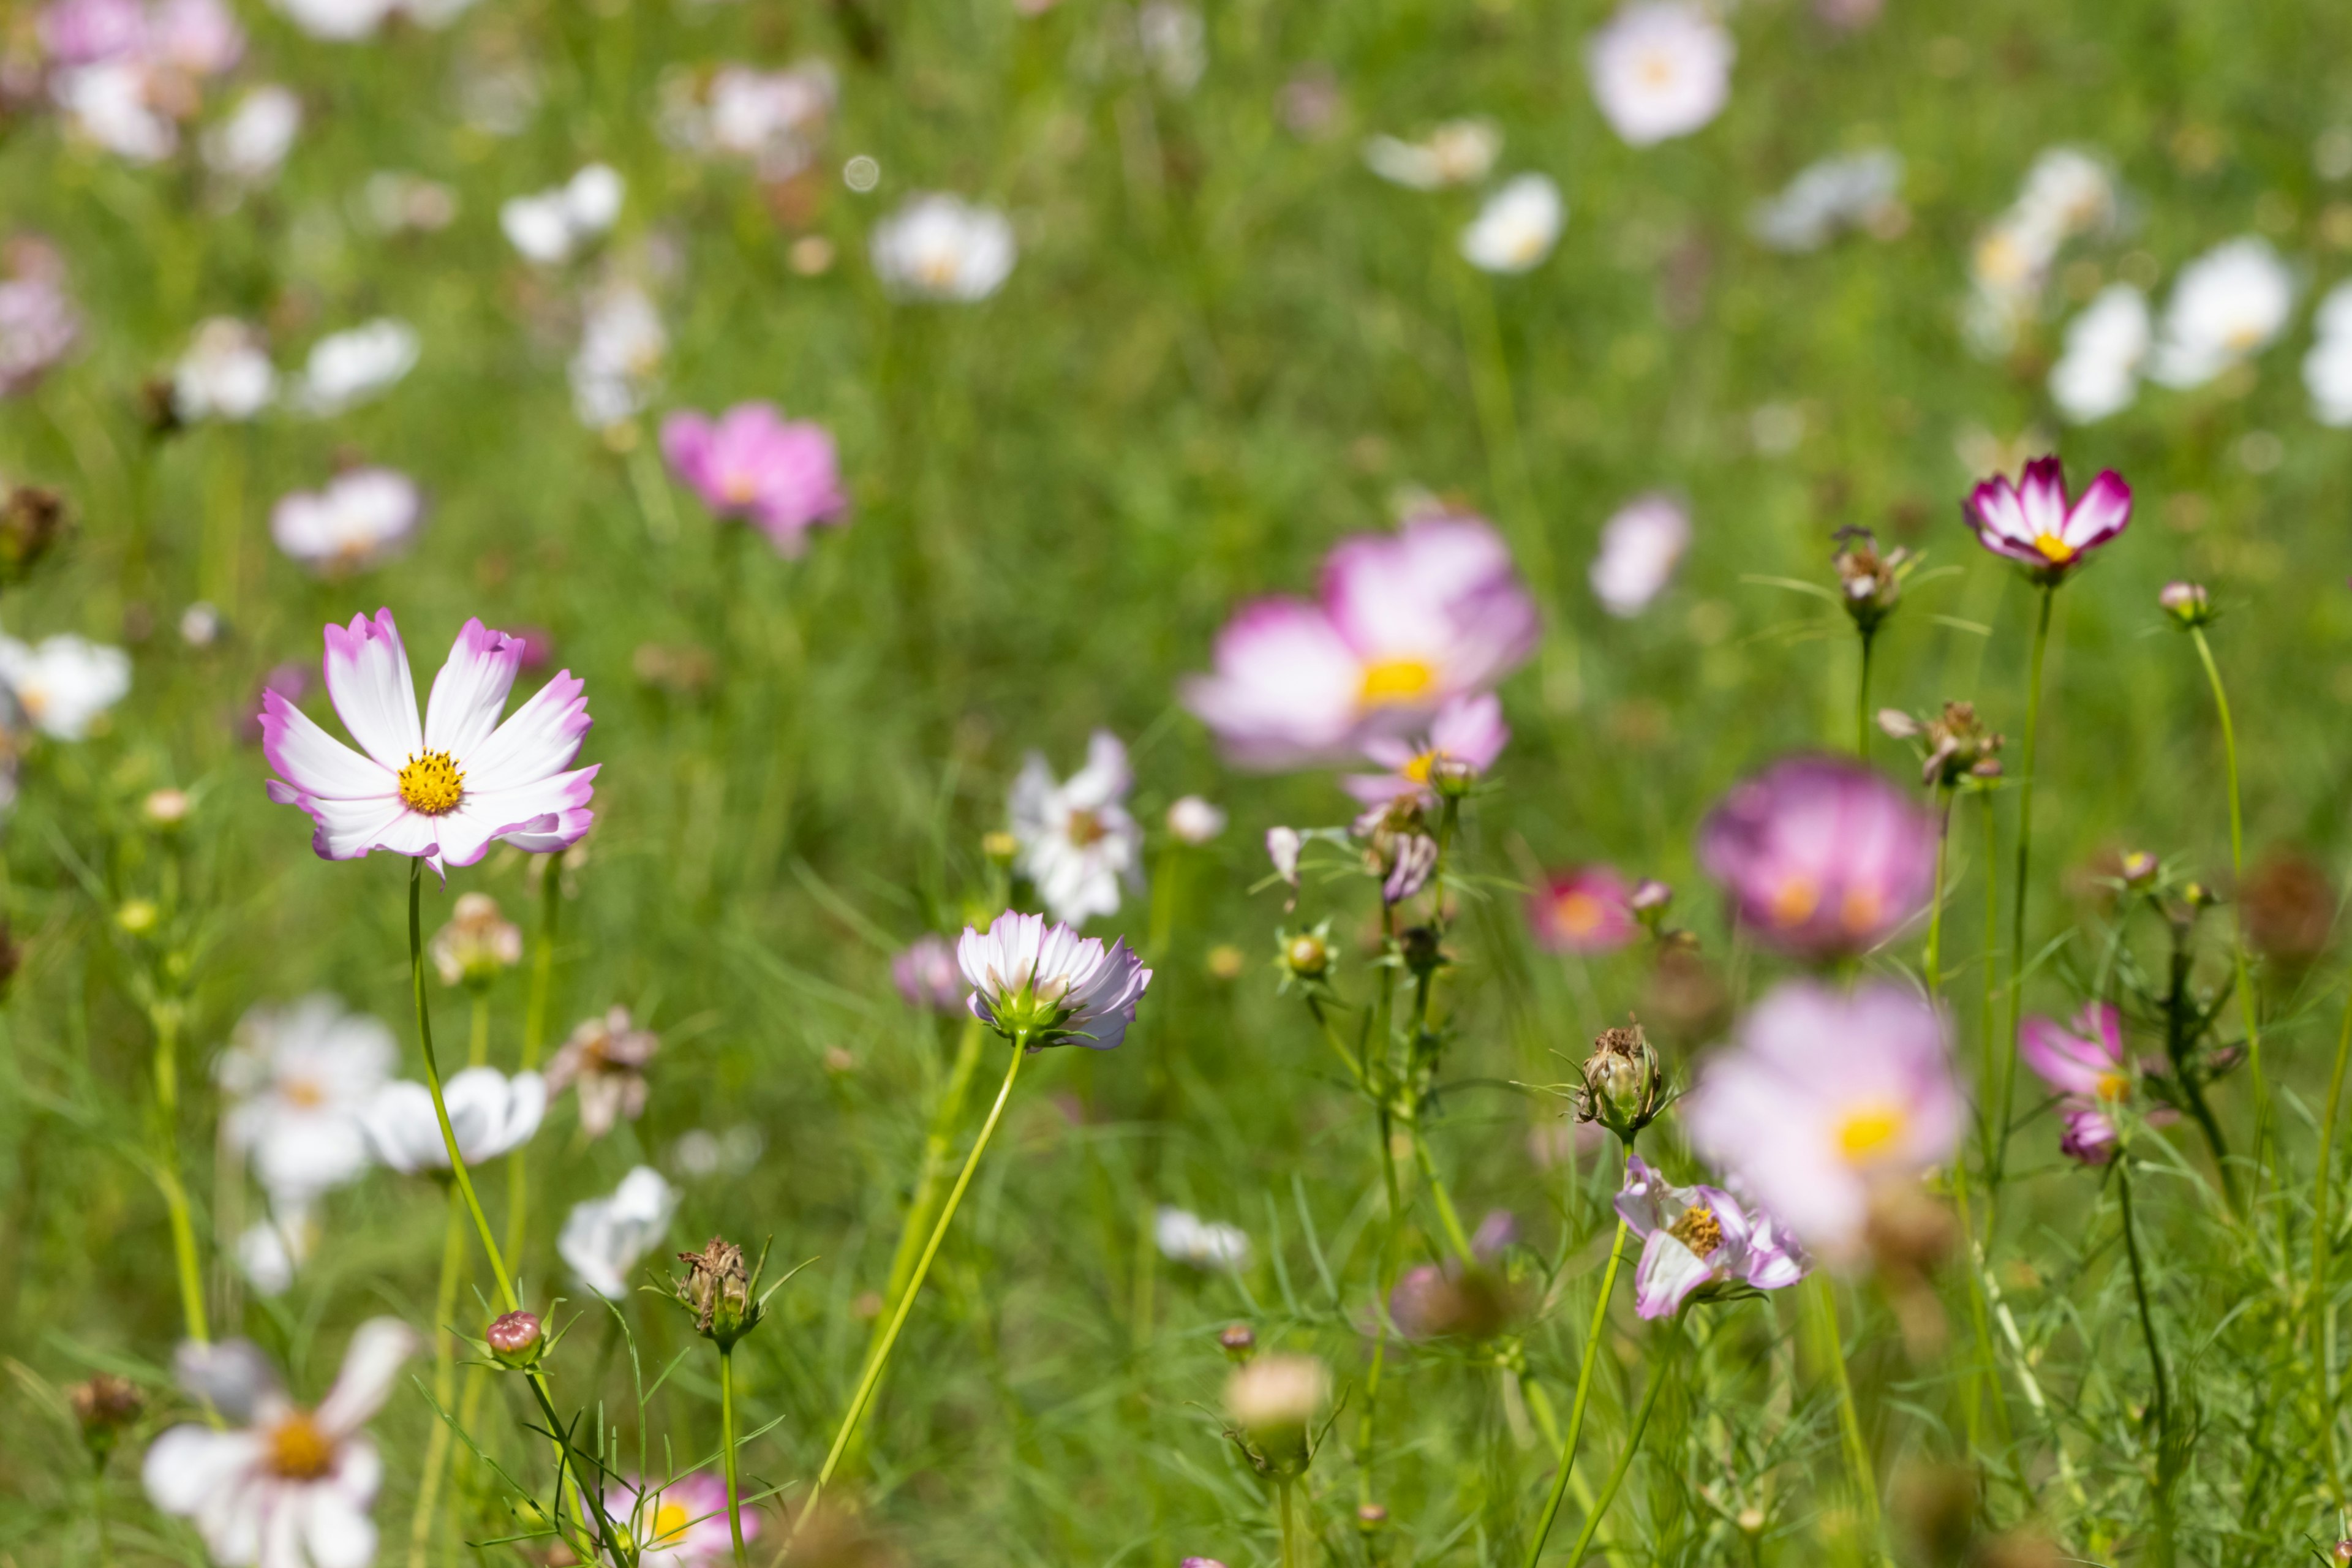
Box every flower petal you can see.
[1632,1231,1713,1319]
[435,766,599,866]
[262,688,398,800]
[320,609,423,771]
[460,671,590,792]
[314,1317,419,1436]
[2062,468,2132,550]
[423,618,526,759]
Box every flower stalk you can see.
[1997,582,2057,1192]
[1524,1158,1631,1568]
[2188,624,2267,1193]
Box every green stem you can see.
[1977,790,2001,1175]
[878,1016,987,1310]
[1855,628,1875,758]
[1924,791,1951,1000]
[1409,1121,1477,1266]
[1276,1476,1298,1568]
[407,1190,469,1568]
[2116,1156,2174,1558]
[1811,1275,1882,1556]
[2190,625,2267,1195]
[93,1466,111,1566]
[409,861,517,1311]
[721,1346,747,1568]
[2312,978,2352,1513]
[505,866,563,1272]
[1997,585,2057,1194]
[1524,1199,1630,1567]
[150,1006,208,1346]
[1556,1351,1668,1567]
[469,991,491,1069]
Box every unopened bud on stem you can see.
[486,1310,544,1368]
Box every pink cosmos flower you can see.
[1681,980,1966,1262]
[1527,865,1638,954]
[1697,755,1936,959]
[957,908,1152,1050]
[38,0,145,63]
[2019,1001,2164,1164]
[1613,1155,1807,1318]
[0,243,79,397]
[601,1471,759,1565]
[659,401,848,557]
[1182,516,1540,770]
[892,934,964,1012]
[260,611,596,880]
[1962,455,2132,581]
[1343,692,1509,808]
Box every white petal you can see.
[321,611,423,771]
[315,1318,419,1436]
[422,619,523,759]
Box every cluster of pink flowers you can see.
[37,0,244,165]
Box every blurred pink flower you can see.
[1697,755,1935,959]
[1344,691,1508,808]
[145,0,241,76]
[660,401,848,557]
[2019,1001,2166,1164]
[270,467,424,576]
[1963,455,2131,581]
[1682,980,1966,1262]
[893,934,964,1012]
[37,0,144,64]
[602,1470,758,1565]
[0,244,78,396]
[1527,865,1638,954]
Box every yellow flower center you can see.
[1667,1204,1724,1257]
[1637,51,1676,88]
[1403,750,1438,785]
[2032,532,2075,565]
[1358,657,1436,708]
[397,750,465,816]
[266,1413,336,1480]
[2095,1071,2128,1101]
[1839,888,1883,935]
[1836,1101,1908,1163]
[1555,891,1604,937]
[1064,807,1106,847]
[721,472,760,505]
[651,1501,692,1542]
[18,686,47,718]
[1768,875,1819,926]
[281,1076,326,1109]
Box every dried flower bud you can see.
[674,1235,762,1348]
[1832,526,1912,633]
[1398,923,1443,974]
[0,483,64,584]
[486,1310,545,1368]
[137,375,183,436]
[1577,1020,1664,1140]
[1887,701,2004,790]
[1224,1353,1329,1476]
[2157,579,2216,628]
[69,1373,143,1461]
[1218,1322,1256,1361]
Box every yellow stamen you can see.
[1064,807,1106,847]
[1839,888,1883,935]
[397,750,465,816]
[1836,1102,1907,1163]
[1667,1204,1724,1257]
[1403,751,1438,785]
[266,1414,335,1480]
[2032,532,2075,565]
[651,1501,692,1542]
[1358,657,1437,707]
[2095,1071,2128,1101]
[1555,891,1604,937]
[281,1077,326,1109]
[721,473,760,506]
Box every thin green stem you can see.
[505,866,563,1273]
[1811,1275,1882,1557]
[1408,1122,1477,1266]
[2116,1157,2175,1560]
[407,1191,469,1568]
[1558,1350,1669,1567]
[1997,585,2057,1194]
[468,990,491,1068]
[721,1346,747,1568]
[1924,790,1951,1000]
[149,1006,208,1346]
[1856,628,1875,758]
[2312,978,2352,1513]
[409,861,517,1312]
[1524,1197,1630,1567]
[2191,625,2267,1196]
[1276,1477,1298,1568]
[93,1465,111,1566]
[878,1016,987,1310]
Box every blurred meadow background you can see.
[8,0,2352,1563]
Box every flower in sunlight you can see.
[235,1197,318,1298]
[957,909,1152,1049]
[604,1471,760,1565]
[1344,692,1507,809]
[1362,117,1501,189]
[287,317,419,417]
[1009,729,1146,926]
[1962,455,2132,582]
[270,467,424,576]
[0,631,130,739]
[172,316,276,421]
[1166,794,1228,845]
[360,1066,546,1172]
[2019,1002,2169,1165]
[1697,755,1935,959]
[1613,1155,1808,1318]
[1156,1205,1251,1270]
[430,891,523,987]
[1589,494,1691,618]
[1527,865,1638,955]
[2049,284,2150,424]
[546,1005,660,1137]
[143,1318,417,1568]
[1182,515,1539,770]
[218,995,396,1204]
[560,1164,680,1298]
[500,163,624,265]
[1459,173,1564,274]
[259,610,597,880]
[659,401,849,556]
[1585,1,1733,147]
[201,84,301,187]
[892,935,965,1012]
[2147,236,2294,390]
[870,192,1017,302]
[1682,980,1966,1262]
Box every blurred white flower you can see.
[871,193,1017,302]
[359,171,459,234]
[235,1199,317,1297]
[2049,284,2150,423]
[1137,1,1206,94]
[2147,236,2294,390]
[1166,794,1226,845]
[661,61,836,181]
[502,164,624,265]
[51,61,177,163]
[2306,282,2352,427]
[271,0,396,40]
[1362,118,1500,190]
[570,279,666,429]
[202,84,301,185]
[1460,173,1564,274]
[560,1165,679,1298]
[1011,729,1145,927]
[1585,2,1733,148]
[1589,494,1691,618]
[360,1068,546,1173]
[217,996,395,1204]
[1964,148,2117,355]
[0,633,129,739]
[271,467,423,575]
[1749,149,1902,252]
[173,317,276,423]
[287,317,418,416]
[1155,1205,1250,1270]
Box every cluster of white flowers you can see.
[2049,237,2294,423]
[1363,118,1564,275]
[172,315,418,424]
[501,164,625,265]
[657,60,836,181]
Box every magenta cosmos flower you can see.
[1613,1155,1807,1319]
[660,402,848,557]
[1697,755,1935,959]
[261,611,596,880]
[1528,864,1638,954]
[1182,515,1540,770]
[1962,455,2131,581]
[1343,691,1508,808]
[1682,980,1966,1262]
[2019,1001,2167,1164]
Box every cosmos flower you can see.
[51,59,176,161]
[38,0,145,64]
[1681,980,1966,1262]
[602,1471,761,1566]
[429,891,522,987]
[957,908,1152,1050]
[270,468,424,575]
[659,402,849,556]
[2147,236,2294,390]
[1343,691,1507,809]
[870,193,1017,302]
[1964,148,2117,355]
[1749,149,1903,252]
[1182,515,1539,770]
[1460,173,1564,274]
[892,935,965,1012]
[143,1319,417,1568]
[270,0,470,39]
[1697,755,1936,960]
[1962,455,2132,581]
[173,317,276,422]
[259,610,597,880]
[201,84,301,186]
[1224,1354,1329,1462]
[234,1199,317,1298]
[1588,493,1691,617]
[1613,1155,1808,1318]
[146,0,241,72]
[2018,1002,2166,1165]
[1527,865,1638,955]
[360,1067,546,1173]
[544,1006,660,1137]
[559,1164,679,1298]
[217,995,396,1204]
[2305,282,2352,428]
[659,61,836,182]
[500,164,624,265]
[570,279,666,430]
[1585,2,1733,147]
[286,318,418,417]
[1155,1205,1251,1270]
[0,243,80,397]
[2049,285,2152,424]
[1166,795,1227,845]
[1009,729,1145,927]
[0,631,130,739]
[1362,118,1501,189]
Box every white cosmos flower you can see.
[360,1068,545,1172]
[273,0,397,39]
[218,996,396,1204]
[173,317,277,423]
[202,85,302,185]
[1749,149,1902,252]
[560,1165,679,1299]
[51,61,177,164]
[270,467,424,575]
[143,1319,417,1568]
[1009,729,1144,926]
[1362,118,1501,190]
[236,1198,318,1297]
[2147,237,2294,390]
[1137,0,1207,94]
[661,61,836,181]
[1460,173,1564,274]
[956,909,1152,1050]
[2049,284,2151,424]
[1589,493,1691,617]
[1585,2,1734,148]
[569,280,666,430]
[871,193,1017,302]
[1964,147,2117,355]
[1155,1205,1250,1270]
[2305,282,2352,428]
[501,164,624,265]
[0,633,130,740]
[1166,794,1227,845]
[287,318,418,417]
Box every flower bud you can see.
[1627,878,1673,916]
[1205,944,1246,981]
[674,1235,762,1348]
[2119,850,2159,888]
[486,1310,544,1368]
[115,898,159,937]
[2158,579,2215,628]
[1218,1322,1256,1361]
[981,829,1019,864]
[1577,1021,1664,1140]
[0,483,64,584]
[1357,1503,1389,1529]
[1831,527,1912,634]
[1281,929,1329,980]
[68,1373,144,1461]
[1224,1353,1329,1476]
[1166,795,1227,845]
[2332,1541,2352,1566]
[142,788,191,829]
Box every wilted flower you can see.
[360,1067,546,1172]
[870,193,1017,302]
[2147,236,2294,390]
[1576,1020,1664,1139]
[1962,456,2131,582]
[143,1320,417,1568]
[69,1373,144,1461]
[259,611,596,878]
[1683,980,1966,1262]
[270,467,424,575]
[660,402,849,556]
[172,317,275,421]
[2050,284,2152,424]
[1155,1206,1251,1270]
[1697,755,1936,959]
[1224,1353,1329,1474]
[287,318,418,417]
[500,163,624,265]
[602,1471,761,1565]
[430,891,522,986]
[673,1235,764,1348]
[1009,729,1145,927]
[1614,1155,1808,1318]
[1528,865,1637,954]
[1830,527,1912,634]
[1877,701,2004,789]
[0,631,128,739]
[2157,580,2215,628]
[1588,494,1691,617]
[216,997,395,1201]
[545,1006,660,1137]
[1361,118,1499,189]
[1459,173,1564,274]
[1749,149,1902,252]
[570,278,667,430]
[0,241,77,397]
[957,908,1152,1050]
[559,1165,679,1298]
[892,935,965,1012]
[1344,692,1507,809]
[201,83,300,186]
[1166,794,1227,845]
[1585,2,1733,147]
[1354,798,1439,905]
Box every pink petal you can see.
[2062,469,2132,549]
[2016,455,2069,540]
[320,609,423,771]
[435,766,599,865]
